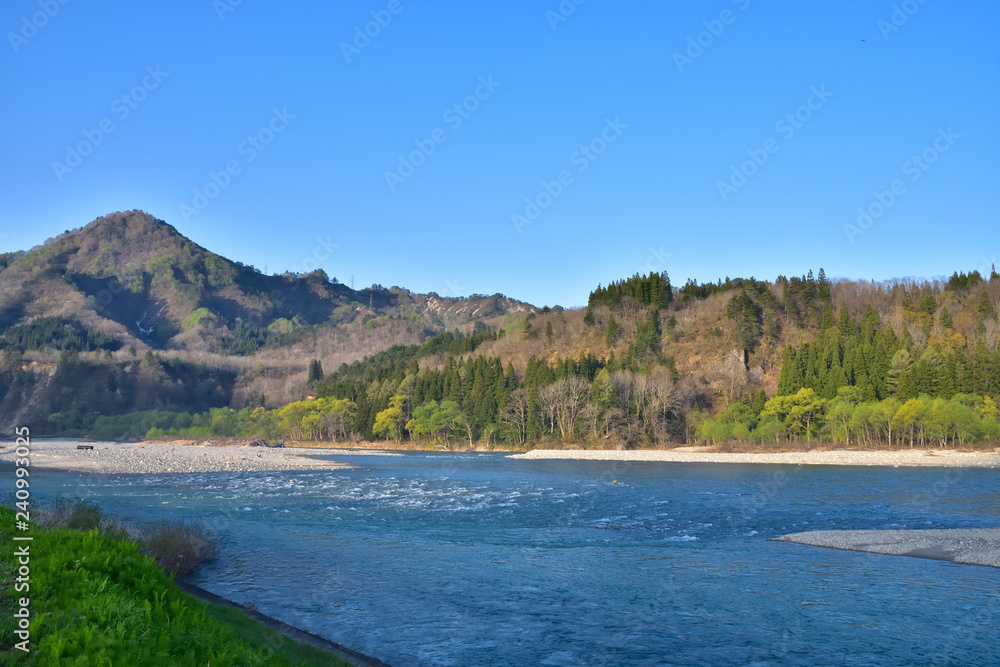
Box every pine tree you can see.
[545,321,554,347]
[819,305,835,331]
[817,268,831,300]
[583,306,595,326]
[939,306,953,329]
[776,346,801,395]
[978,292,996,320]
[307,359,324,383]
[918,291,937,316]
[837,306,854,338]
[605,315,618,348]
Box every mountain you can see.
[1,210,998,445]
[0,210,535,431]
[0,210,533,352]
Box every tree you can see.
[726,291,761,356]
[521,316,534,340]
[761,387,826,441]
[583,307,595,326]
[978,292,996,321]
[893,397,926,447]
[307,359,324,383]
[939,307,953,329]
[372,394,407,443]
[605,315,618,348]
[552,376,589,438]
[817,268,831,300]
[887,349,912,396]
[545,321,555,347]
[500,389,529,445]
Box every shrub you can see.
[142,520,219,575]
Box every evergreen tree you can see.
[726,292,762,354]
[545,321,554,347]
[776,346,801,396]
[583,306,595,326]
[605,315,618,348]
[918,291,937,316]
[817,268,831,300]
[939,307,953,329]
[837,306,855,338]
[978,292,996,320]
[521,317,534,340]
[307,359,324,383]
[819,305,835,331]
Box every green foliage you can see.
[219,320,269,356]
[726,292,762,353]
[0,506,348,666]
[775,302,1000,406]
[589,272,672,308]
[406,400,465,443]
[307,359,324,383]
[978,292,996,321]
[946,270,982,291]
[605,315,618,348]
[0,316,119,353]
[182,307,219,331]
[372,394,407,443]
[695,391,1000,447]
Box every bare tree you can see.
[500,389,529,445]
[580,403,601,439]
[538,383,560,434]
[553,376,589,438]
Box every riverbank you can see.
[509,448,1000,467]
[772,529,1000,568]
[0,438,402,474]
[0,506,359,666]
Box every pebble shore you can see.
[772,529,1000,569]
[0,439,399,474]
[509,448,1000,467]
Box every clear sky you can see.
[1,0,998,307]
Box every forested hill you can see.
[1,210,998,446]
[0,210,534,431]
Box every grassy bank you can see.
[0,506,352,666]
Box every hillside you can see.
[0,210,535,431]
[1,210,998,446]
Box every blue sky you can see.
[1,0,998,307]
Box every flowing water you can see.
[23,452,1000,666]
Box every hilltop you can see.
[0,210,534,431]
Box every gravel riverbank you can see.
[772,529,1000,568]
[0,439,401,474]
[509,448,1000,467]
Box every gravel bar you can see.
[509,448,1000,467]
[771,529,1000,568]
[0,439,398,474]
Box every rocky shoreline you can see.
[0,439,399,474]
[772,529,1000,568]
[509,448,1000,467]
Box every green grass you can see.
[199,602,351,667]
[0,507,353,666]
